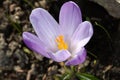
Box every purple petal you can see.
[23,32,50,58]
[30,8,59,51]
[71,21,93,48]
[59,1,82,40]
[48,50,71,62]
[65,48,86,66]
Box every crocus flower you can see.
[22,1,93,65]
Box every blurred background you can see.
[0,0,119,80]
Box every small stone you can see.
[9,4,16,12]
[14,66,24,72]
[90,0,120,18]
[8,41,18,51]
[116,0,120,3]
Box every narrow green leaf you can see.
[87,51,97,59]
[95,22,112,41]
[23,0,34,8]
[7,15,22,33]
[57,73,71,80]
[76,73,99,80]
[23,47,31,54]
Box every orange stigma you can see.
[56,35,68,50]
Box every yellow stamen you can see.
[56,35,68,50]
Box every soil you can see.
[0,0,119,80]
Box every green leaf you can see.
[62,74,71,80]
[23,0,34,8]
[87,51,97,59]
[95,22,112,41]
[23,47,33,54]
[76,73,99,80]
[58,73,73,80]
[53,74,71,80]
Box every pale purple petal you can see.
[59,1,82,40]
[23,32,50,58]
[65,48,86,66]
[48,50,71,62]
[71,21,93,50]
[30,8,59,51]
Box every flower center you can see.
[56,35,68,50]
